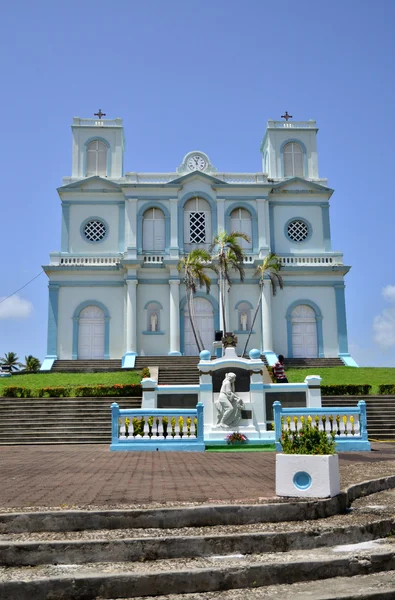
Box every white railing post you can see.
[141,378,157,409]
[305,375,322,408]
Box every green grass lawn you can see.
[285,367,395,394]
[0,370,141,392]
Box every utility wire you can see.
[0,270,44,305]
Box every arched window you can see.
[184,197,211,251]
[230,208,252,250]
[86,140,107,177]
[283,142,304,177]
[142,208,165,251]
[237,301,252,332]
[146,302,162,332]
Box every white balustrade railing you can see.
[279,256,343,266]
[273,401,370,451]
[143,255,164,263]
[73,118,123,127]
[110,404,205,451]
[58,256,121,266]
[268,120,317,129]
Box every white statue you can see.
[240,312,248,331]
[215,372,244,428]
[150,312,158,332]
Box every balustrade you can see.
[110,404,205,451]
[143,255,164,263]
[273,401,370,451]
[58,256,121,266]
[279,256,343,266]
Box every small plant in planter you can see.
[281,416,336,455]
[276,416,340,499]
[225,432,248,445]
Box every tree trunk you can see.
[187,289,202,354]
[242,283,263,357]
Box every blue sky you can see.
[0,0,394,367]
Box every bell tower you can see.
[69,112,125,181]
[260,117,320,180]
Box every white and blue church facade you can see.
[41,115,357,370]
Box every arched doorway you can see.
[78,305,105,359]
[184,297,214,356]
[291,304,317,358]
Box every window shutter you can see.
[154,215,165,251]
[143,217,154,251]
[86,143,96,176]
[97,142,107,176]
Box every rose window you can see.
[287,220,309,242]
[84,220,107,242]
[189,212,206,244]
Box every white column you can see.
[261,280,273,352]
[216,198,225,232]
[126,279,138,355]
[169,279,181,355]
[256,197,269,257]
[125,197,138,259]
[169,198,179,258]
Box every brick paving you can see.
[0,443,394,509]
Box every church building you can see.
[41,114,357,369]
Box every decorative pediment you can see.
[169,170,226,186]
[270,177,333,195]
[58,176,121,193]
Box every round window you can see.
[84,220,107,242]
[287,219,309,242]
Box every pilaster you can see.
[169,198,179,258]
[169,278,181,355]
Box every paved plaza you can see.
[0,443,395,510]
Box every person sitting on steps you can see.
[273,354,288,383]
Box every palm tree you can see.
[178,248,216,354]
[22,355,41,372]
[0,352,23,372]
[210,231,250,336]
[242,252,284,357]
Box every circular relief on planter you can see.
[293,471,312,490]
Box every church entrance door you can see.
[78,305,105,359]
[184,298,214,356]
[291,305,317,358]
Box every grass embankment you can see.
[285,367,395,395]
[0,371,141,394]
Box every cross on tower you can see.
[281,111,293,121]
[94,109,106,119]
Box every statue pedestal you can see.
[198,348,275,444]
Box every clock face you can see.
[187,155,207,171]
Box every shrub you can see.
[378,384,395,395]
[74,384,142,397]
[39,387,70,398]
[2,383,142,398]
[140,367,151,379]
[321,384,371,396]
[2,386,29,398]
[280,417,336,455]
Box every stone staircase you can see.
[285,357,345,368]
[322,396,395,441]
[1,485,395,599]
[0,397,141,445]
[135,356,200,385]
[50,359,123,372]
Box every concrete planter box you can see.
[276,453,340,498]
